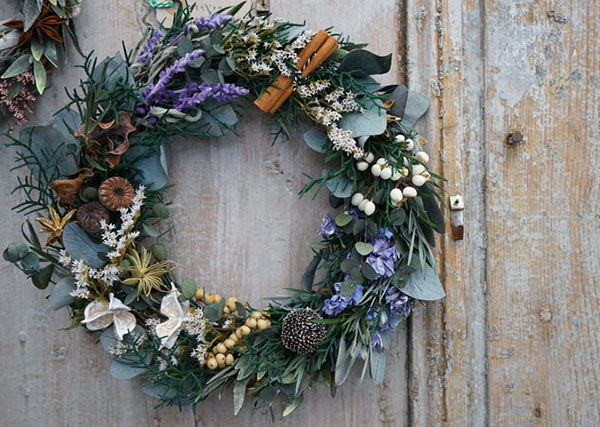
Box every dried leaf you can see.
[49,168,93,206]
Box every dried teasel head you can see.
[98,177,135,211]
[76,202,110,234]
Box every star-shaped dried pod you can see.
[49,168,94,206]
[34,205,76,247]
[75,112,136,169]
[3,2,67,49]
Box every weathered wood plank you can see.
[484,0,600,425]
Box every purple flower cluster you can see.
[319,214,337,238]
[323,281,363,317]
[173,82,248,111]
[184,14,232,35]
[141,49,205,105]
[366,290,412,350]
[385,287,412,317]
[365,235,401,279]
[137,29,163,64]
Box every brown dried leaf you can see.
[49,168,94,206]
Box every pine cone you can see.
[98,177,134,211]
[76,201,110,234]
[281,308,326,354]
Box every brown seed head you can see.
[76,201,110,234]
[99,177,134,211]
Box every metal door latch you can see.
[449,195,464,241]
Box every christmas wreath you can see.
[1,0,83,126]
[3,3,447,417]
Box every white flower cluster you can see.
[107,332,144,356]
[184,308,207,338]
[328,125,365,159]
[255,30,314,77]
[100,186,145,263]
[59,252,121,299]
[296,80,331,98]
[190,345,207,362]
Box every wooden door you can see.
[1,0,598,425]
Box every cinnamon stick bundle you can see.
[254,30,339,114]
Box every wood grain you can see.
[1,0,599,425]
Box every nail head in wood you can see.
[506,131,523,146]
[255,0,270,13]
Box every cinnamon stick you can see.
[254,30,339,114]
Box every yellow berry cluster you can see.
[204,311,272,371]
[195,290,241,317]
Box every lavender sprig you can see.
[184,14,232,35]
[137,29,163,64]
[142,49,205,104]
[173,82,249,111]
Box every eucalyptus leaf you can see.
[62,223,109,269]
[48,277,76,309]
[301,255,321,291]
[338,49,392,76]
[340,280,357,297]
[303,128,329,153]
[32,264,54,290]
[31,39,45,62]
[100,326,118,352]
[2,54,31,79]
[369,350,386,384]
[334,213,353,227]
[127,145,168,191]
[334,335,355,386]
[23,0,42,32]
[92,53,133,89]
[326,174,353,198]
[354,242,374,256]
[20,252,39,274]
[401,263,445,301]
[33,60,46,94]
[0,30,19,51]
[388,84,430,127]
[44,40,58,67]
[283,395,304,417]
[142,223,160,238]
[181,277,197,299]
[141,381,177,399]
[338,97,386,138]
[177,37,193,56]
[204,299,226,322]
[110,359,145,380]
[233,379,249,416]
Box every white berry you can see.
[415,151,429,163]
[403,186,418,198]
[365,152,375,163]
[364,201,376,216]
[380,167,392,180]
[411,174,427,187]
[390,188,403,202]
[376,157,386,166]
[358,199,369,211]
[356,161,369,171]
[391,169,402,181]
[405,139,414,151]
[371,164,382,177]
[394,134,405,143]
[351,193,364,206]
[412,164,426,176]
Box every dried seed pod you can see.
[281,308,326,354]
[76,201,110,234]
[98,177,134,211]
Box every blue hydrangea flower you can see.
[366,238,401,278]
[371,332,384,350]
[323,295,349,316]
[319,214,337,238]
[385,287,412,317]
[333,281,363,305]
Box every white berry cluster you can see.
[351,134,432,216]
